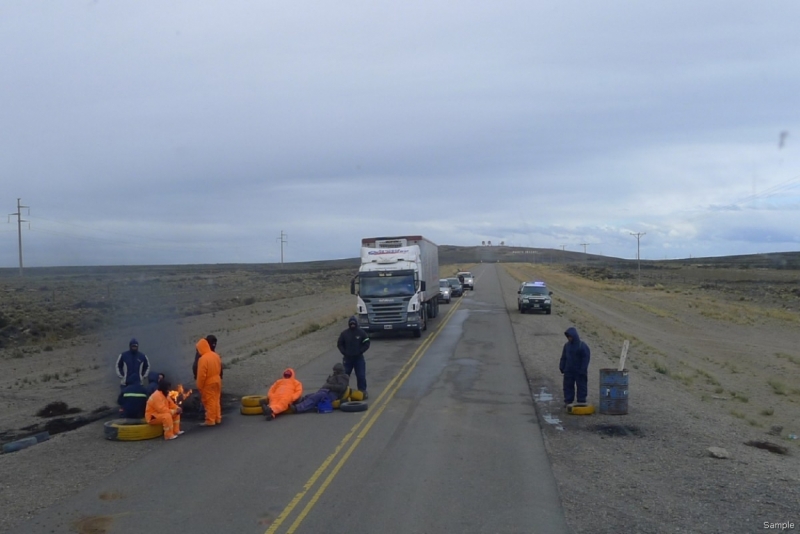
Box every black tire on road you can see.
[339,401,369,413]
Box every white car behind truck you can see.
[351,236,440,338]
[457,271,474,290]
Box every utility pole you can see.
[560,244,566,251]
[9,198,29,276]
[579,243,589,267]
[630,232,646,286]
[276,230,288,264]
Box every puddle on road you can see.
[533,386,563,431]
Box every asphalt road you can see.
[15,264,570,534]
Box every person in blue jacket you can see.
[146,371,165,396]
[115,338,150,388]
[117,383,148,419]
[559,326,591,406]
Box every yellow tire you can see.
[567,404,595,415]
[241,395,263,408]
[240,405,264,415]
[104,418,163,441]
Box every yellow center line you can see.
[265,299,464,534]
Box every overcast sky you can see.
[1,1,799,267]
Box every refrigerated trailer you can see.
[351,235,440,338]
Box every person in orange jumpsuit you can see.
[260,368,302,421]
[195,337,223,426]
[145,380,183,440]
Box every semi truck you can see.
[351,235,440,338]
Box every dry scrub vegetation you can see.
[503,261,800,443]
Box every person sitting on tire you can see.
[146,371,165,396]
[145,380,183,440]
[117,382,148,419]
[260,368,303,421]
[292,363,350,414]
[337,316,371,399]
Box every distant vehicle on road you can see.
[457,271,474,290]
[438,279,452,304]
[446,277,464,297]
[517,281,552,314]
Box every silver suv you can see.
[517,281,552,314]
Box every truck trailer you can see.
[351,235,440,338]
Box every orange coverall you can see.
[267,368,303,416]
[145,390,181,439]
[196,338,223,425]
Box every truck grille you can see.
[366,300,406,324]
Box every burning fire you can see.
[169,385,193,405]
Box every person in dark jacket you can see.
[337,316,370,398]
[146,371,165,396]
[117,382,148,419]
[292,363,351,414]
[192,335,221,380]
[116,338,150,388]
[559,326,591,406]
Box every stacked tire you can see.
[240,395,264,415]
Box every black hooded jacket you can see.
[559,326,591,375]
[337,316,371,359]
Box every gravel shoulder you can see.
[498,263,800,534]
[3,262,799,533]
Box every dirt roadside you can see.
[2,261,798,533]
[500,263,800,534]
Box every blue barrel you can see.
[599,369,629,415]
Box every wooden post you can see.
[618,340,630,371]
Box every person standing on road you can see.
[145,379,183,440]
[337,316,371,399]
[260,368,303,421]
[116,338,150,388]
[559,326,591,406]
[192,335,221,380]
[292,363,350,414]
[195,337,223,426]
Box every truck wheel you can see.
[422,307,428,331]
[546,309,552,315]
[413,328,422,338]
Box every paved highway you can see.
[16,264,570,534]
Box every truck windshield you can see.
[360,274,416,297]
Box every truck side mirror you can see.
[420,281,426,291]
[517,290,521,294]
[549,291,553,296]
[350,279,356,295]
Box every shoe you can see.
[166,435,178,440]
[361,391,369,400]
[216,420,222,425]
[177,431,185,435]
[264,407,274,421]
[199,422,215,427]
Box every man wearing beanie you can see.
[292,363,351,414]
[337,316,371,398]
[115,338,150,388]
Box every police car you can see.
[517,281,553,314]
